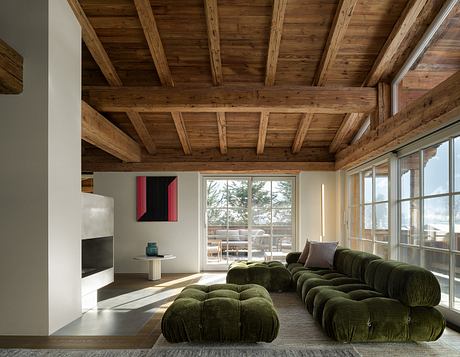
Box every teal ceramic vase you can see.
[146,242,158,256]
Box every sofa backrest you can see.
[364,259,441,307]
[333,247,381,281]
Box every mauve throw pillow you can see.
[304,241,338,269]
[297,240,310,264]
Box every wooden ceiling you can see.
[76,0,449,172]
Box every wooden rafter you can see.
[365,0,429,86]
[0,38,23,94]
[292,114,314,153]
[68,0,157,155]
[204,0,223,86]
[84,85,377,114]
[336,70,460,170]
[257,112,270,155]
[314,0,359,86]
[171,112,192,155]
[82,101,141,162]
[216,112,227,154]
[329,113,364,153]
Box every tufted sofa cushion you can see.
[227,261,292,292]
[161,284,279,343]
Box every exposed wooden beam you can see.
[292,113,314,153]
[125,111,156,154]
[365,0,428,86]
[265,0,288,86]
[336,70,460,170]
[314,0,358,86]
[67,0,122,86]
[371,82,391,130]
[82,101,141,162]
[0,38,23,94]
[204,0,223,86]
[329,113,365,153]
[171,112,192,155]
[257,112,270,155]
[216,112,227,154]
[84,85,378,114]
[134,0,174,87]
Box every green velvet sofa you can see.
[286,247,446,342]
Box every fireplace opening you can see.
[82,236,113,278]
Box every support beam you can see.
[257,112,270,155]
[292,113,314,153]
[216,112,227,154]
[314,0,359,86]
[82,101,141,162]
[371,82,391,130]
[329,113,365,153]
[134,0,174,87]
[265,0,288,86]
[171,112,192,155]
[126,111,156,154]
[204,0,223,86]
[84,85,378,114]
[336,70,460,170]
[0,38,23,94]
[364,0,428,86]
[67,0,122,86]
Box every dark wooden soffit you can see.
[0,38,23,94]
[83,85,377,114]
[336,70,460,170]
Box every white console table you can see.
[133,255,176,281]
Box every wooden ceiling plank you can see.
[216,112,227,154]
[125,111,157,154]
[171,112,192,155]
[84,85,378,114]
[257,111,270,155]
[134,0,174,87]
[364,0,429,87]
[292,113,314,153]
[314,0,359,86]
[336,70,460,170]
[82,101,141,162]
[265,0,288,86]
[0,38,23,94]
[67,0,122,87]
[204,0,223,86]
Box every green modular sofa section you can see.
[286,247,446,342]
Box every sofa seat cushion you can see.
[226,261,292,292]
[161,284,279,343]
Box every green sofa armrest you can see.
[286,251,301,264]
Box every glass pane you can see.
[349,174,360,206]
[228,179,249,208]
[400,200,420,245]
[423,141,449,196]
[399,246,420,266]
[363,205,372,239]
[349,239,361,251]
[375,243,389,260]
[228,208,248,226]
[362,240,373,254]
[207,180,227,207]
[252,180,271,208]
[363,170,373,204]
[455,195,460,251]
[375,203,389,242]
[423,196,449,249]
[375,163,389,202]
[272,209,291,225]
[349,206,360,238]
[252,208,271,225]
[400,152,420,199]
[423,250,449,307]
[455,137,460,192]
[455,255,460,312]
[272,180,292,208]
[207,208,227,227]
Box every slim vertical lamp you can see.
[320,184,325,241]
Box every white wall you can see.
[94,172,201,273]
[298,172,338,249]
[0,0,81,335]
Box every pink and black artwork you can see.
[136,176,178,222]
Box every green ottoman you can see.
[226,261,292,292]
[161,284,279,343]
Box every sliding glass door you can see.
[203,177,295,270]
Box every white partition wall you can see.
[0,0,81,335]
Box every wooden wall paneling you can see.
[0,38,23,94]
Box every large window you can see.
[204,177,295,268]
[347,162,390,259]
[399,138,460,310]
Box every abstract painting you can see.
[136,176,178,222]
